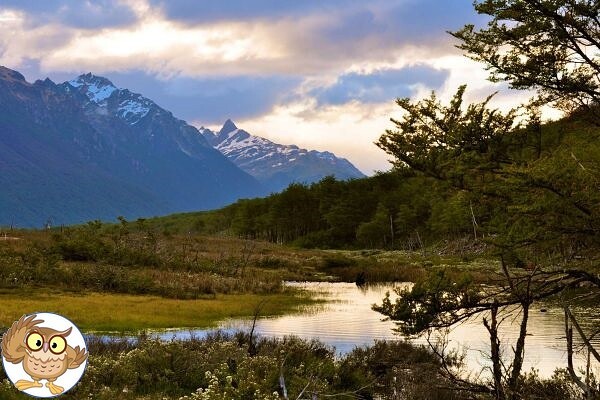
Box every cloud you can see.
[0,0,137,29]
[311,66,449,106]
[239,100,403,175]
[0,0,520,175]
[34,18,287,77]
[101,71,302,124]
[382,0,484,41]
[0,0,486,79]
[0,9,76,71]
[147,0,366,24]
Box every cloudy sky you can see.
[0,0,534,174]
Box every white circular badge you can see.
[2,312,88,398]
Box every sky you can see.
[0,0,538,175]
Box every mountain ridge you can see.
[0,66,366,226]
[0,66,263,227]
[201,120,365,192]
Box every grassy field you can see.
[0,289,314,332]
[0,226,499,334]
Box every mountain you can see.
[0,67,263,227]
[201,119,365,192]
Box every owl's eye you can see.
[26,332,43,351]
[49,336,66,354]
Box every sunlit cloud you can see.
[0,0,479,78]
[0,0,537,175]
[237,101,394,175]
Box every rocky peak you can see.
[0,66,27,84]
[68,73,118,104]
[218,119,238,138]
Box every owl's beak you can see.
[42,342,49,353]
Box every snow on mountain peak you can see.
[116,91,152,125]
[205,120,366,191]
[65,74,153,125]
[68,73,117,104]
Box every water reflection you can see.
[145,282,600,377]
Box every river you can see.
[149,282,599,378]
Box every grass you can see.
[0,226,501,285]
[318,248,499,284]
[0,289,315,332]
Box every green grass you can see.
[317,248,499,284]
[0,289,314,332]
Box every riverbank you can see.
[0,332,464,400]
[0,228,499,333]
[316,247,499,284]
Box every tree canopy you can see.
[452,0,600,114]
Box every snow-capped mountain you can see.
[65,73,153,125]
[0,66,366,226]
[201,119,365,192]
[0,67,262,226]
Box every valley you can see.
[1,0,600,398]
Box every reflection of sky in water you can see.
[154,282,599,378]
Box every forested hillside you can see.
[146,108,598,252]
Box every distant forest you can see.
[151,109,595,251]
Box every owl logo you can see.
[1,313,88,397]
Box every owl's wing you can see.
[1,314,43,364]
[66,345,88,369]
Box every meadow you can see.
[0,290,313,332]
[0,222,471,332]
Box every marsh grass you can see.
[0,290,315,332]
[0,228,500,301]
[0,230,317,297]
[317,250,498,284]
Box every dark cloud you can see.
[319,9,383,42]
[383,0,486,40]
[0,0,136,29]
[148,0,365,23]
[149,0,485,46]
[97,71,302,124]
[313,0,488,55]
[311,66,449,106]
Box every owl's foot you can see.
[15,379,43,391]
[46,381,64,395]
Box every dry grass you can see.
[0,289,314,332]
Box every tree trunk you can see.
[507,302,529,398]
[483,302,505,400]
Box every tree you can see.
[375,85,600,398]
[356,204,392,248]
[427,191,473,237]
[452,0,600,115]
[376,85,517,183]
[377,1,600,391]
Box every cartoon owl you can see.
[1,314,87,395]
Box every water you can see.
[145,282,600,377]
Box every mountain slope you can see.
[202,120,365,192]
[0,67,263,227]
